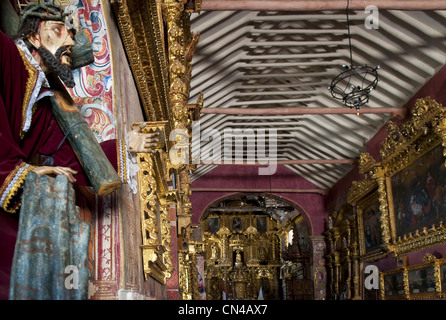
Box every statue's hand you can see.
[128,125,160,153]
[32,166,78,183]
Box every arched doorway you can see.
[198,193,313,300]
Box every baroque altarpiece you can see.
[200,208,282,300]
[177,194,317,301]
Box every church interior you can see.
[2,0,446,301]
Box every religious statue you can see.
[234,249,243,268]
[210,242,218,260]
[0,2,158,300]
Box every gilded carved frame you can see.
[356,190,386,261]
[382,98,446,256]
[350,98,446,258]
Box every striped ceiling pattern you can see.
[188,7,446,189]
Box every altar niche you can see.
[201,210,281,300]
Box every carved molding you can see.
[112,0,171,124]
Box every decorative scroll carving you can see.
[137,153,160,275]
[135,121,174,284]
[159,200,174,277]
[112,0,171,123]
[357,152,378,175]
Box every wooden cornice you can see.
[112,0,172,126]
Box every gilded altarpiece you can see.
[201,213,281,300]
[347,97,446,299]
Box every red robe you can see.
[0,31,126,299]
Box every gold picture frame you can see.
[406,257,440,299]
[380,267,409,300]
[352,98,446,256]
[356,190,387,260]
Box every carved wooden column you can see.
[178,251,192,299]
[217,226,231,266]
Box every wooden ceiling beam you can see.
[201,0,446,11]
[200,107,407,118]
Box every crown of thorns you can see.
[19,2,70,23]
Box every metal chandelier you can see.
[328,0,380,113]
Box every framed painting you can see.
[389,144,446,241]
[380,269,408,300]
[406,254,443,299]
[357,190,384,258]
[208,217,219,234]
[256,216,267,233]
[407,265,437,298]
[350,98,446,256]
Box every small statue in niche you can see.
[327,216,333,230]
[210,242,219,260]
[234,249,243,268]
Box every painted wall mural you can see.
[66,0,116,142]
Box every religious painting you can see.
[294,219,311,256]
[208,218,219,234]
[357,190,383,257]
[382,270,407,300]
[257,240,270,262]
[407,265,437,296]
[390,144,446,239]
[257,216,267,233]
[232,217,242,231]
[363,199,382,253]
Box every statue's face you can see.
[28,19,75,67]
[37,20,75,66]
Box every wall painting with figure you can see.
[390,144,446,239]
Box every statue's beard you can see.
[38,46,75,88]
